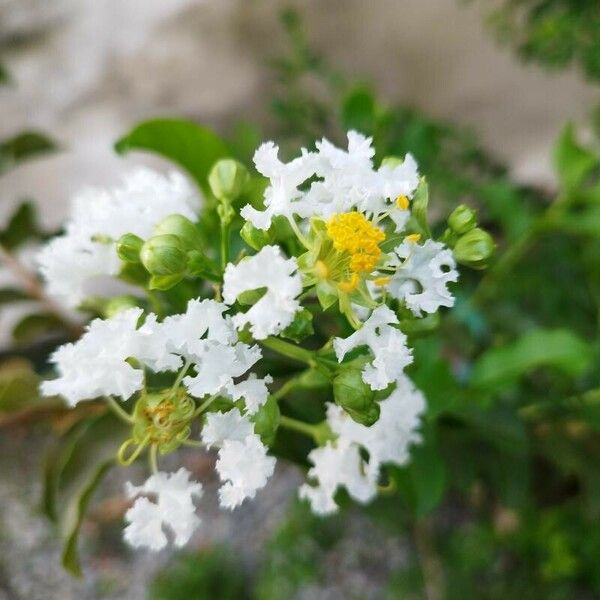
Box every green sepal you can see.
[149,273,185,291]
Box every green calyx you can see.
[333,366,381,426]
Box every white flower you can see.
[201,408,254,448]
[41,308,145,405]
[124,468,203,551]
[226,373,273,415]
[240,142,317,229]
[387,239,458,316]
[222,245,302,340]
[216,433,276,509]
[183,341,262,399]
[301,375,425,515]
[299,437,378,516]
[240,132,420,229]
[333,305,412,390]
[37,168,201,306]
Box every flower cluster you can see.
[37,129,483,553]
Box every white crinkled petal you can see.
[215,434,276,509]
[227,373,273,415]
[124,469,202,551]
[387,240,458,316]
[37,168,202,307]
[201,408,254,448]
[223,245,302,339]
[333,305,412,390]
[41,308,146,405]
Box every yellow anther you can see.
[373,276,391,287]
[405,233,422,244]
[396,195,410,210]
[327,212,385,275]
[337,273,359,293]
[315,260,329,279]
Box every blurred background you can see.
[1,1,599,598]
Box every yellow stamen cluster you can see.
[405,233,422,244]
[327,212,385,279]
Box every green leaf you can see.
[12,312,64,343]
[410,178,431,238]
[0,287,30,304]
[114,119,230,193]
[0,358,43,413]
[0,201,42,250]
[392,425,446,517]
[0,131,58,174]
[0,63,10,85]
[470,328,592,391]
[281,308,314,343]
[43,413,128,576]
[553,124,599,191]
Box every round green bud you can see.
[140,234,188,276]
[208,159,250,201]
[104,295,140,318]
[240,220,272,251]
[116,233,144,263]
[333,367,380,426]
[448,204,477,235]
[453,227,495,270]
[153,215,203,252]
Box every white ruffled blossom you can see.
[37,168,201,306]
[240,131,419,229]
[216,433,276,509]
[300,375,426,515]
[333,305,413,390]
[222,245,302,340]
[41,308,145,406]
[201,408,254,448]
[387,239,459,316]
[124,469,202,551]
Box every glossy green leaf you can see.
[114,118,230,193]
[470,329,592,391]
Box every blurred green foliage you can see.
[475,0,600,83]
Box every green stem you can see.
[288,216,311,249]
[519,388,600,420]
[104,396,134,424]
[193,394,219,417]
[261,337,317,365]
[279,415,319,439]
[171,359,192,392]
[271,374,305,402]
[149,444,159,474]
[220,222,230,268]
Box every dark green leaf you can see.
[0,201,42,249]
[0,131,58,174]
[12,312,64,344]
[470,329,592,391]
[114,118,230,193]
[281,308,314,343]
[0,287,30,304]
[341,87,376,134]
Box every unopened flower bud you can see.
[153,215,203,252]
[453,227,495,269]
[240,221,272,251]
[140,234,188,277]
[208,159,250,201]
[116,233,144,263]
[333,367,380,426]
[448,204,477,235]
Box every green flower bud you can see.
[116,233,144,263]
[153,215,203,252]
[448,204,477,235]
[208,159,250,201]
[251,396,280,446]
[281,308,314,343]
[333,367,380,426]
[240,221,272,251]
[453,227,495,270]
[104,295,140,318]
[140,234,188,277]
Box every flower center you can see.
[325,212,385,290]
